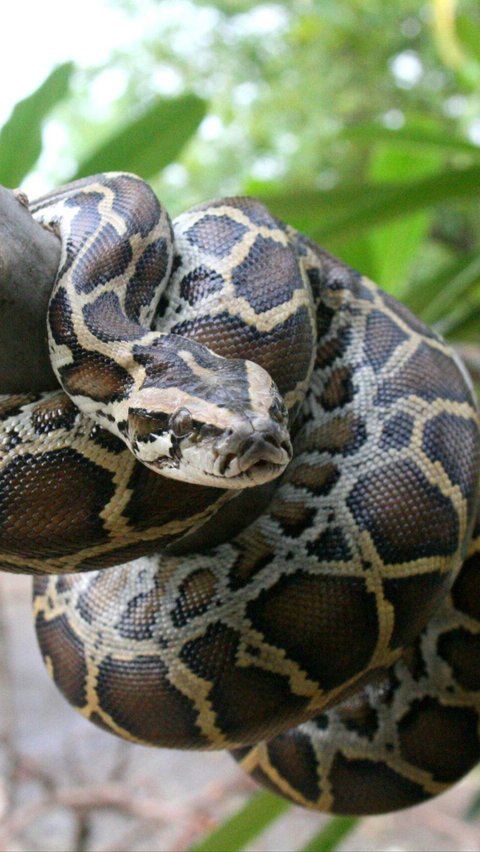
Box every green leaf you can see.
[434,292,480,338]
[457,12,480,64]
[332,234,376,281]
[371,212,430,293]
[402,253,470,316]
[360,144,440,292]
[259,164,480,245]
[189,791,290,852]
[420,251,480,325]
[301,816,359,852]
[465,787,480,820]
[73,93,207,181]
[343,122,480,157]
[0,62,74,186]
[436,303,480,339]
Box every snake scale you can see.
[1,172,480,815]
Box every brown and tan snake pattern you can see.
[1,173,479,814]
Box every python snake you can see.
[1,172,480,815]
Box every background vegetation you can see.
[1,0,480,849]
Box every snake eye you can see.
[270,396,288,424]
[170,407,193,438]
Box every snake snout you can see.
[239,430,293,472]
[213,417,292,481]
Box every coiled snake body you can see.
[1,173,480,814]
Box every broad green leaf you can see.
[189,791,290,852]
[343,122,480,157]
[369,213,429,295]
[457,12,480,64]
[331,212,430,295]
[432,0,466,71]
[73,93,207,181]
[420,252,480,325]
[0,63,74,186]
[301,816,359,852]
[259,164,480,245]
[331,234,375,281]
[362,145,440,293]
[402,253,471,317]
[434,291,480,338]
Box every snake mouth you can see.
[148,457,289,488]
[144,419,292,488]
[208,433,292,486]
[212,457,289,487]
[148,437,291,488]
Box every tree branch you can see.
[0,184,60,392]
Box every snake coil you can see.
[0,173,479,814]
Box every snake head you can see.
[127,337,292,488]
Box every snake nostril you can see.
[263,434,292,456]
[264,434,281,448]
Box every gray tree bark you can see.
[0,184,59,392]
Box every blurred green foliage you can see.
[0,63,74,187]
[1,0,480,848]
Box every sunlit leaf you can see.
[301,815,359,852]
[432,0,466,71]
[457,12,480,64]
[259,164,480,244]
[434,293,480,338]
[343,122,480,156]
[73,93,207,180]
[332,235,376,281]
[359,144,440,293]
[189,791,290,852]
[418,251,480,325]
[0,63,74,186]
[402,253,471,316]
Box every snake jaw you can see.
[131,412,292,488]
[210,418,292,482]
[185,417,292,487]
